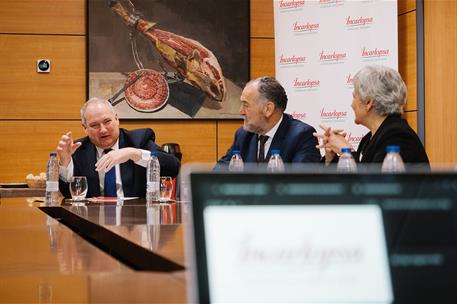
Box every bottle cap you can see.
[50,152,57,156]
[271,149,280,155]
[341,148,352,153]
[150,151,158,157]
[386,145,400,153]
[232,150,241,155]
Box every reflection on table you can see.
[0,197,187,303]
[63,200,187,225]
[60,200,188,267]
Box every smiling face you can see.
[82,102,120,149]
[239,83,269,134]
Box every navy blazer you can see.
[59,128,180,198]
[216,114,321,168]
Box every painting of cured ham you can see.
[88,0,250,119]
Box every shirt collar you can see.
[264,114,283,139]
[96,139,119,158]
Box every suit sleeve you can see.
[59,179,71,198]
[291,125,321,163]
[141,129,180,178]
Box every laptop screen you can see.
[189,172,457,304]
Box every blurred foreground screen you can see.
[189,171,457,304]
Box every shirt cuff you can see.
[59,158,74,182]
[135,149,151,168]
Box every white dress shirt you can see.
[59,139,151,198]
[257,115,283,161]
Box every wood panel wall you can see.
[398,0,418,134]
[0,0,450,182]
[424,0,457,164]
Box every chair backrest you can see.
[162,143,182,161]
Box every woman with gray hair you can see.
[314,65,429,165]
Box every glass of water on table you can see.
[69,176,88,205]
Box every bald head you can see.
[81,97,120,149]
[81,97,116,126]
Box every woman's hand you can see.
[314,125,353,163]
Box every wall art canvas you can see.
[88,0,250,119]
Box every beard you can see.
[243,117,267,134]
[243,120,256,133]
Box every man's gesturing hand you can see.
[56,131,81,167]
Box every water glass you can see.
[70,176,88,202]
[159,176,173,202]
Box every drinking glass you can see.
[70,176,88,202]
[159,176,173,202]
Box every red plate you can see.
[124,69,170,112]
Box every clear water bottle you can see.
[337,148,357,173]
[382,145,405,173]
[146,151,160,203]
[229,150,244,172]
[45,152,60,205]
[267,150,285,173]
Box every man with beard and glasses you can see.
[215,76,320,169]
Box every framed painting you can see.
[88,0,250,119]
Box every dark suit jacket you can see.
[216,113,321,168]
[355,114,429,164]
[59,128,180,198]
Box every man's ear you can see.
[82,123,88,135]
[263,101,275,118]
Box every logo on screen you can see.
[361,47,390,62]
[320,51,347,65]
[293,77,320,91]
[279,0,306,11]
[320,108,348,122]
[291,111,307,120]
[293,21,319,35]
[279,54,306,67]
[347,132,365,145]
[346,73,354,89]
[238,235,363,268]
[346,16,374,30]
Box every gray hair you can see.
[353,65,407,115]
[80,97,116,125]
[247,76,288,111]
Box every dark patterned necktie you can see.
[258,135,269,162]
[103,149,117,197]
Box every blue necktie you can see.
[103,149,117,197]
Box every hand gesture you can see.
[314,125,351,163]
[95,148,140,172]
[56,131,81,167]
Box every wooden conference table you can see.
[0,197,188,303]
[0,187,45,198]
